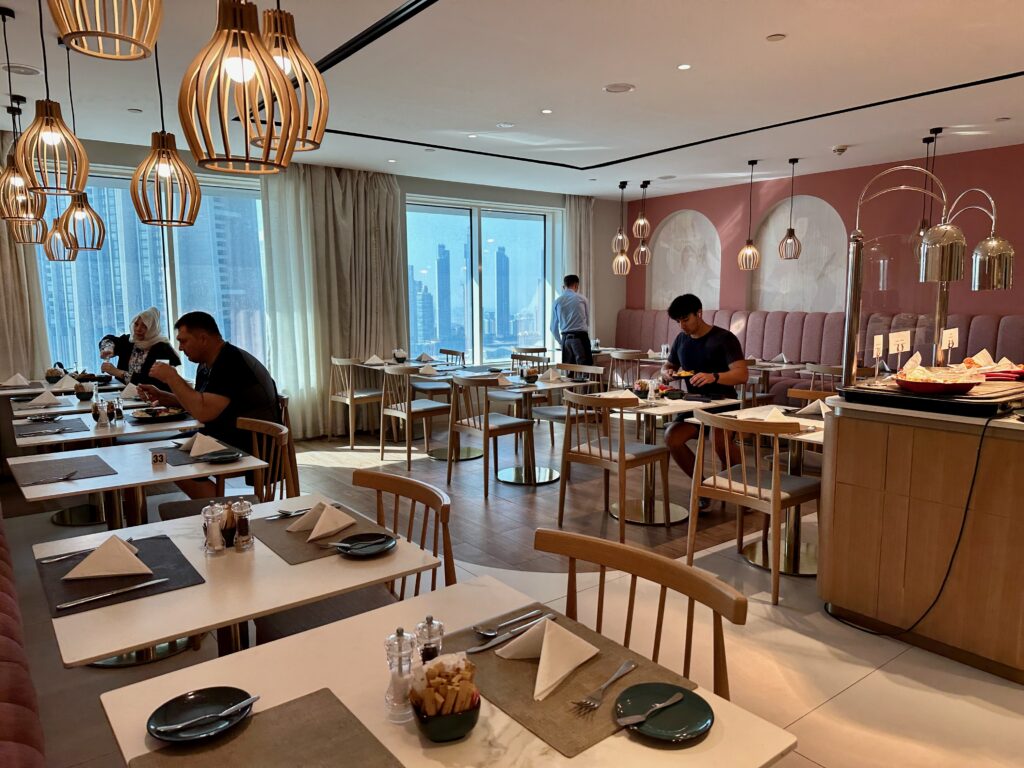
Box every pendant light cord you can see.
[65,45,75,133]
[154,43,166,133]
[919,139,931,222]
[746,162,755,238]
[2,13,15,136]
[928,135,938,223]
[36,0,49,100]
[788,160,796,229]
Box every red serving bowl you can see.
[894,378,979,396]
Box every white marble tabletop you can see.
[13,415,201,448]
[11,395,149,418]
[748,362,806,373]
[7,439,267,502]
[100,575,796,767]
[33,494,441,667]
[627,395,741,418]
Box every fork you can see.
[570,659,638,714]
[23,470,78,486]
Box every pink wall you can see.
[626,143,1024,316]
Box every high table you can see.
[13,415,201,449]
[7,440,267,529]
[32,494,440,667]
[100,575,796,767]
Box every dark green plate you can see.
[195,448,243,464]
[334,532,398,558]
[147,686,253,743]
[614,683,713,743]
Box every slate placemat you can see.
[11,454,117,486]
[444,603,698,758]
[251,507,395,565]
[0,382,43,390]
[35,534,205,618]
[129,688,401,768]
[15,417,90,437]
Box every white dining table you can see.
[33,493,440,667]
[11,394,149,418]
[13,415,201,449]
[100,574,796,767]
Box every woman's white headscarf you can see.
[131,307,170,350]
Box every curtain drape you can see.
[262,164,406,439]
[564,194,595,331]
[0,131,49,379]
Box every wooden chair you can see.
[328,357,383,448]
[532,362,604,446]
[237,418,297,502]
[534,529,747,700]
[254,470,455,644]
[559,390,670,542]
[787,364,872,404]
[277,394,300,495]
[439,348,467,366]
[446,375,535,497]
[608,350,646,437]
[413,348,465,402]
[380,365,450,470]
[687,410,821,605]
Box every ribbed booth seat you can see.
[0,514,45,768]
[615,308,1024,404]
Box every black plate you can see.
[195,448,243,464]
[147,686,253,744]
[334,532,398,558]
[27,414,62,423]
[615,683,713,744]
[129,408,190,423]
[10,396,34,403]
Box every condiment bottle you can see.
[384,627,417,723]
[415,615,444,662]
[220,502,237,547]
[201,504,225,554]
[232,499,253,552]
[114,396,124,422]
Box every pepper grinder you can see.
[415,615,444,662]
[384,627,417,723]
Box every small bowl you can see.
[394,356,407,364]
[74,390,94,401]
[413,701,480,743]
[45,374,62,384]
[94,374,113,385]
[524,374,538,384]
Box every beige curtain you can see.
[263,164,406,439]
[564,194,595,332]
[0,132,49,379]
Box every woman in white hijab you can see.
[99,307,181,388]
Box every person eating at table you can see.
[660,294,748,487]
[549,273,593,366]
[98,307,181,389]
[138,311,280,499]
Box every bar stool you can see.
[380,365,451,470]
[327,357,382,448]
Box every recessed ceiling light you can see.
[127,107,143,113]
[995,116,1011,122]
[658,175,676,180]
[676,64,691,70]
[424,148,436,152]
[540,108,553,115]
[467,134,478,138]
[387,159,397,163]
[495,122,515,129]
[766,33,787,42]
[588,178,597,181]
[3,63,40,76]
[603,82,636,93]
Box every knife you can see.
[56,577,169,610]
[466,613,556,653]
[153,694,261,733]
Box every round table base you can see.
[426,446,483,462]
[741,537,818,577]
[88,637,197,669]
[610,499,689,526]
[496,466,560,486]
[50,504,104,527]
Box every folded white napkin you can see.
[601,389,638,399]
[417,353,434,362]
[647,348,659,356]
[496,618,598,700]
[770,353,788,363]
[541,367,561,382]
[62,537,151,580]
[364,354,386,366]
[736,406,796,422]
[189,434,225,458]
[286,501,356,542]
[420,364,438,375]
[902,351,922,374]
[29,390,60,406]
[121,382,139,399]
[55,374,79,390]
[496,374,512,387]
[971,348,995,368]
[2,373,28,386]
[796,399,832,417]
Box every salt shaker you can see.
[415,615,444,662]
[232,499,254,552]
[384,627,417,723]
[201,504,225,554]
[648,378,659,400]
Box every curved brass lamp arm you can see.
[854,165,948,231]
[947,188,997,236]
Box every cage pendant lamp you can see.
[778,158,802,260]
[178,0,299,174]
[632,179,652,265]
[0,151,46,221]
[737,160,760,270]
[252,6,328,151]
[47,0,162,61]
[57,192,104,250]
[611,180,631,275]
[8,216,46,244]
[43,218,77,261]
[17,1,89,195]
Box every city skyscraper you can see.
[436,244,451,341]
[495,246,510,338]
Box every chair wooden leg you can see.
[379,409,386,460]
[405,418,412,471]
[683,597,695,678]
[686,488,700,566]
[326,401,333,442]
[549,421,555,447]
[736,506,746,552]
[446,430,455,485]
[660,457,670,531]
[424,417,431,453]
[348,402,356,450]
[712,613,730,700]
[557,459,568,527]
[617,466,627,543]
[482,433,490,498]
[602,469,610,512]
[770,507,782,605]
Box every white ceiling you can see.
[2,0,1023,198]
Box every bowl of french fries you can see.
[409,653,481,742]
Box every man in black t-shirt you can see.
[140,311,279,498]
[660,294,748,480]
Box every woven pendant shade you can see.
[132,131,201,226]
[632,242,652,266]
[57,192,105,250]
[738,239,761,271]
[612,251,631,276]
[253,7,327,151]
[48,0,162,60]
[178,0,299,174]
[8,217,46,244]
[43,219,77,261]
[16,99,89,195]
[0,150,46,221]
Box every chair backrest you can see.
[534,528,747,700]
[237,417,296,502]
[609,350,644,388]
[510,351,548,372]
[352,469,455,595]
[786,387,832,403]
[329,357,362,399]
[803,363,876,390]
[381,365,418,412]
[438,348,466,366]
[448,375,500,432]
[277,393,300,494]
[513,346,547,354]
[561,390,634,466]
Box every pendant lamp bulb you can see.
[778,158,802,260]
[738,160,761,270]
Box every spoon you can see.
[615,692,684,726]
[472,608,543,638]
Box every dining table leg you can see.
[496,388,559,486]
[610,410,689,526]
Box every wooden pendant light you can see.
[56,192,105,250]
[43,218,77,261]
[48,0,162,60]
[178,0,299,174]
[0,148,46,221]
[8,216,46,244]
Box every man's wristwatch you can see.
[713,372,720,383]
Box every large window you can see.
[406,199,560,363]
[35,174,265,376]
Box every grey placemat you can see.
[445,603,698,758]
[129,688,401,768]
[15,417,90,437]
[1,383,43,390]
[35,535,205,618]
[251,507,394,565]
[10,454,117,486]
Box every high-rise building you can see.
[496,245,510,338]
[408,264,420,346]
[416,284,436,343]
[436,244,451,343]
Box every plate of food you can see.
[129,406,190,423]
[895,366,983,395]
[673,369,694,378]
[72,372,112,385]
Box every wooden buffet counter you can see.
[818,397,1024,682]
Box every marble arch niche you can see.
[646,209,721,309]
[750,194,847,311]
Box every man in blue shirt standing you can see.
[550,274,592,366]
